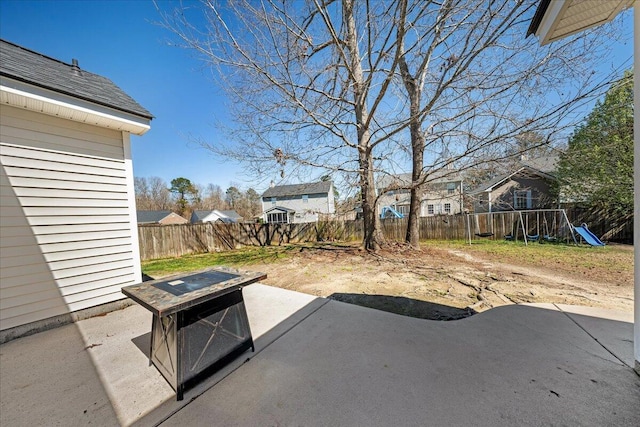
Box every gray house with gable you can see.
[261,181,335,224]
[469,156,558,213]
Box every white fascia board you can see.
[535,0,570,45]
[0,77,151,135]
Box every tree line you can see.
[134,176,262,221]
[159,0,627,250]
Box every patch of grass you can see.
[421,239,633,280]
[141,245,298,279]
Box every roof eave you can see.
[1,76,151,135]
[527,0,633,46]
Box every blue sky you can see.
[0,0,253,192]
[0,0,634,195]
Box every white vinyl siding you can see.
[0,106,138,331]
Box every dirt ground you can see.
[252,243,634,320]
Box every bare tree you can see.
[134,176,151,210]
[198,183,228,210]
[390,0,623,247]
[158,0,625,250]
[148,176,172,210]
[159,0,404,250]
[135,176,172,210]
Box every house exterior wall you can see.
[262,190,334,223]
[0,105,140,331]
[474,176,556,213]
[158,213,188,225]
[377,181,463,217]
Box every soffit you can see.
[533,0,633,45]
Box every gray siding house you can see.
[0,40,152,337]
[470,157,558,213]
[377,171,464,217]
[261,181,335,223]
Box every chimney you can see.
[71,58,81,76]
[270,180,275,188]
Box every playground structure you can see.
[466,209,579,246]
[380,206,405,219]
[573,223,605,246]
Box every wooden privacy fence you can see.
[138,209,632,260]
[138,221,363,261]
[138,216,465,261]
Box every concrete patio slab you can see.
[161,301,639,427]
[526,303,635,369]
[1,284,638,426]
[0,283,324,427]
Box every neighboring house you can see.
[190,209,243,224]
[137,210,187,225]
[469,156,558,213]
[0,40,152,336]
[261,181,335,223]
[376,170,464,217]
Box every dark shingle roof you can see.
[0,39,152,119]
[137,210,173,224]
[521,155,558,175]
[191,210,214,222]
[262,181,332,198]
[526,0,551,37]
[219,210,242,220]
[376,170,463,191]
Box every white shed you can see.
[0,40,152,340]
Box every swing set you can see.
[466,209,577,246]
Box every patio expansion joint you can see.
[154,297,332,426]
[552,303,637,375]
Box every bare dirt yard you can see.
[250,241,634,320]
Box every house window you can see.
[427,204,434,215]
[444,203,451,214]
[514,190,532,210]
[302,195,309,203]
[271,197,277,206]
[397,205,410,215]
[267,212,288,223]
[447,183,456,194]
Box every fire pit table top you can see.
[122,267,267,317]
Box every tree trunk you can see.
[359,147,383,251]
[344,0,384,251]
[399,55,425,248]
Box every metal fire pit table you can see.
[122,267,266,400]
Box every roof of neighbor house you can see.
[377,170,463,192]
[137,210,185,224]
[0,39,153,119]
[264,206,296,214]
[219,210,242,220]
[262,181,332,198]
[470,155,559,195]
[520,155,558,175]
[191,210,243,223]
